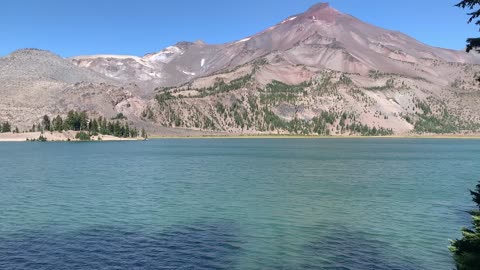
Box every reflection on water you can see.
[0,221,241,270]
[302,225,419,270]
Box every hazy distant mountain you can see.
[1,3,479,135]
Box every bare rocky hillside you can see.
[1,3,479,135]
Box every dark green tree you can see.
[1,122,11,133]
[107,121,114,135]
[65,110,78,131]
[141,128,148,139]
[102,118,108,134]
[42,115,51,131]
[456,1,480,53]
[125,123,130,138]
[53,115,63,132]
[450,182,480,269]
[130,127,138,138]
[79,112,88,131]
[113,121,121,137]
[91,119,99,134]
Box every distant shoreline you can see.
[2,132,480,142]
[149,134,480,140]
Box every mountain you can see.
[0,49,149,129]
[71,3,479,88]
[1,3,479,135]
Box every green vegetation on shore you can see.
[259,108,393,136]
[7,110,148,142]
[40,111,142,139]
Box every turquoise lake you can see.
[0,139,478,269]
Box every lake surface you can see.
[0,139,478,269]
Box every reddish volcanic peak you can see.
[301,2,342,22]
[306,2,331,12]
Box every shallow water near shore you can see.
[0,139,478,269]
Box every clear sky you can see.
[1,0,478,57]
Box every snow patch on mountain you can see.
[236,37,251,44]
[182,70,196,76]
[144,46,184,64]
[71,54,155,69]
[281,16,297,24]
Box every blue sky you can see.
[1,0,478,57]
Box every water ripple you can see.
[0,222,241,270]
[1,139,479,269]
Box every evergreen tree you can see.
[125,123,130,138]
[1,122,11,133]
[42,115,51,131]
[120,125,126,137]
[450,182,480,269]
[65,110,77,130]
[53,115,63,132]
[130,127,138,138]
[113,121,121,137]
[79,112,88,131]
[456,1,480,53]
[141,128,148,139]
[107,122,114,135]
[457,0,480,81]
[102,118,108,134]
[91,119,99,134]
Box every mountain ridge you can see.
[1,2,479,136]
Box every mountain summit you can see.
[302,2,343,21]
[0,2,479,136]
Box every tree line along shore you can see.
[0,111,147,141]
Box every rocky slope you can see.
[1,3,479,135]
[0,49,148,130]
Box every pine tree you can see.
[457,1,480,82]
[107,122,114,135]
[130,127,138,138]
[65,110,74,130]
[88,119,93,131]
[42,115,51,131]
[456,1,480,53]
[450,182,480,269]
[91,119,99,134]
[53,115,63,132]
[102,118,108,134]
[113,121,121,137]
[124,123,130,138]
[1,122,11,133]
[79,112,88,131]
